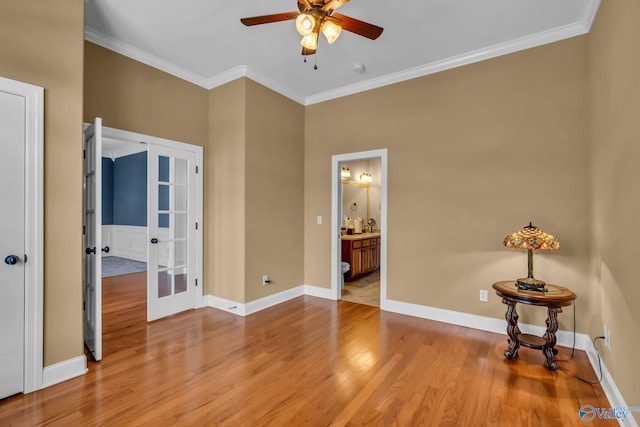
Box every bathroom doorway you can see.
[340,158,382,307]
[331,149,387,308]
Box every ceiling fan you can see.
[240,0,384,56]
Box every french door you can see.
[83,118,103,361]
[147,145,198,321]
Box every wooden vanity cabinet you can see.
[342,236,381,281]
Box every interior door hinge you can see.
[195,278,198,287]
[195,222,198,230]
[195,165,199,173]
[24,254,27,264]
[83,225,86,235]
[83,301,86,311]
[83,149,86,160]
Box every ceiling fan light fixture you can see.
[295,13,316,36]
[321,20,342,44]
[300,32,318,50]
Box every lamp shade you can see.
[503,222,559,251]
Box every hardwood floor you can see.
[0,272,611,426]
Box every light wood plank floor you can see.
[0,272,610,426]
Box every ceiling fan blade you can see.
[322,0,350,13]
[331,13,383,40]
[240,12,298,26]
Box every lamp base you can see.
[516,277,548,293]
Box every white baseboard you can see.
[204,295,247,316]
[205,286,307,317]
[383,298,591,350]
[41,355,87,389]
[304,284,336,300]
[245,286,305,315]
[584,342,639,427]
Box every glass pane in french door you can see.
[157,154,190,299]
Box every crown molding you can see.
[244,68,306,105]
[203,65,248,90]
[304,2,599,105]
[85,28,211,89]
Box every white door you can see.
[83,118,103,361]
[147,145,197,321]
[0,90,26,399]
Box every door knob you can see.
[102,246,110,253]
[85,247,96,255]
[150,238,158,244]
[4,255,19,265]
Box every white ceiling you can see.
[85,0,600,106]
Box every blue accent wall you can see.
[102,157,114,225]
[113,152,147,226]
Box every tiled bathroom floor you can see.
[342,270,380,307]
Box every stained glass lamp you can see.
[503,222,560,292]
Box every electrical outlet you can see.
[262,275,271,286]
[479,289,488,302]
[604,326,611,350]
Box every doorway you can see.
[340,158,382,307]
[331,149,388,308]
[0,76,44,398]
[83,122,203,361]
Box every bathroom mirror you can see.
[342,180,370,226]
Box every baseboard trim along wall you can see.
[41,355,87,390]
[204,287,631,423]
[204,285,333,317]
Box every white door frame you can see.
[0,76,44,393]
[86,124,204,311]
[331,149,388,308]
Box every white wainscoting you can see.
[102,225,170,264]
[102,225,147,262]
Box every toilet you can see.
[340,262,350,289]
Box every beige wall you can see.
[305,36,591,330]
[208,79,246,301]
[84,42,208,147]
[207,78,305,302]
[244,79,305,301]
[0,0,85,366]
[589,0,640,414]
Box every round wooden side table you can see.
[492,280,576,370]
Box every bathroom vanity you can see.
[341,232,381,281]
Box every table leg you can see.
[503,298,521,359]
[543,306,562,370]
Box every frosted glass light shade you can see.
[300,32,318,50]
[321,20,342,44]
[296,14,316,36]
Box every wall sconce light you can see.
[360,172,373,183]
[341,167,351,179]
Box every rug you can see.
[102,256,147,278]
